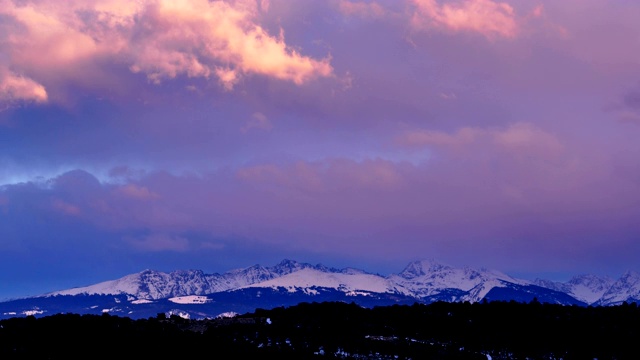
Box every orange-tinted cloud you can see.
[0,71,48,103]
[0,0,333,103]
[411,0,518,39]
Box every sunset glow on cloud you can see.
[1,0,639,300]
[411,0,518,38]
[0,0,332,103]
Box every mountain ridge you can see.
[42,259,640,306]
[2,259,639,320]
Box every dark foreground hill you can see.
[2,300,639,359]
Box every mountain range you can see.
[2,259,639,320]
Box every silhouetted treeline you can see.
[2,300,639,359]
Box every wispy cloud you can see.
[397,122,563,158]
[241,112,273,133]
[411,0,518,39]
[336,0,387,19]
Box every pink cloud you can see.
[0,71,48,103]
[7,143,638,269]
[531,4,544,18]
[0,0,333,101]
[51,199,81,216]
[337,1,387,19]
[411,0,519,39]
[398,127,479,148]
[397,122,563,158]
[492,122,563,155]
[115,184,159,200]
[237,158,404,193]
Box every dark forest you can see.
[2,300,638,359]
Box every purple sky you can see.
[1,0,640,300]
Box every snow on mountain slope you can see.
[534,274,615,304]
[388,260,530,302]
[596,271,640,306]
[168,295,211,304]
[241,268,409,296]
[49,269,226,299]
[43,259,540,303]
[36,258,639,307]
[46,260,337,300]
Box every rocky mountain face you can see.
[49,259,324,300]
[2,259,639,320]
[534,274,616,304]
[595,271,640,306]
[45,259,640,306]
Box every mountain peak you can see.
[399,259,451,279]
[28,259,640,313]
[620,270,640,281]
[567,274,614,287]
[276,259,302,269]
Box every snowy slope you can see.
[242,267,410,296]
[596,271,640,305]
[49,269,227,299]
[47,260,343,300]
[388,260,530,303]
[534,274,615,305]
[33,258,640,307]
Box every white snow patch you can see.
[167,310,191,319]
[22,309,44,316]
[216,311,238,319]
[242,268,403,295]
[570,284,610,304]
[390,262,528,302]
[304,288,319,296]
[131,299,154,304]
[90,305,99,309]
[168,295,211,304]
[3,312,17,315]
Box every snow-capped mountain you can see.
[1,259,639,320]
[48,259,541,304]
[51,269,222,299]
[534,274,615,304]
[595,271,640,306]
[241,267,410,296]
[49,259,326,300]
[389,260,530,303]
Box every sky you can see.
[1,0,639,300]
